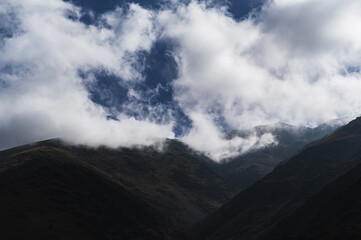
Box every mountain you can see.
[0,138,235,238]
[0,116,353,240]
[218,120,344,191]
[193,116,361,240]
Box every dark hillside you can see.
[0,146,179,239]
[0,138,235,238]
[194,117,361,240]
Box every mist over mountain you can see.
[218,119,346,191]
[2,0,361,239]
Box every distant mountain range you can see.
[217,119,346,191]
[1,117,360,239]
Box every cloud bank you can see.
[1,0,361,160]
[0,0,173,150]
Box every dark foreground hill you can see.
[193,116,361,240]
[266,153,361,239]
[0,145,177,240]
[0,139,235,239]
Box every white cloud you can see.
[1,0,361,161]
[181,112,276,161]
[153,0,361,159]
[160,0,361,127]
[0,0,173,150]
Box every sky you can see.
[1,0,361,161]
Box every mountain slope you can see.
[0,139,235,234]
[296,162,361,240]
[0,145,179,240]
[265,151,361,239]
[193,116,361,240]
